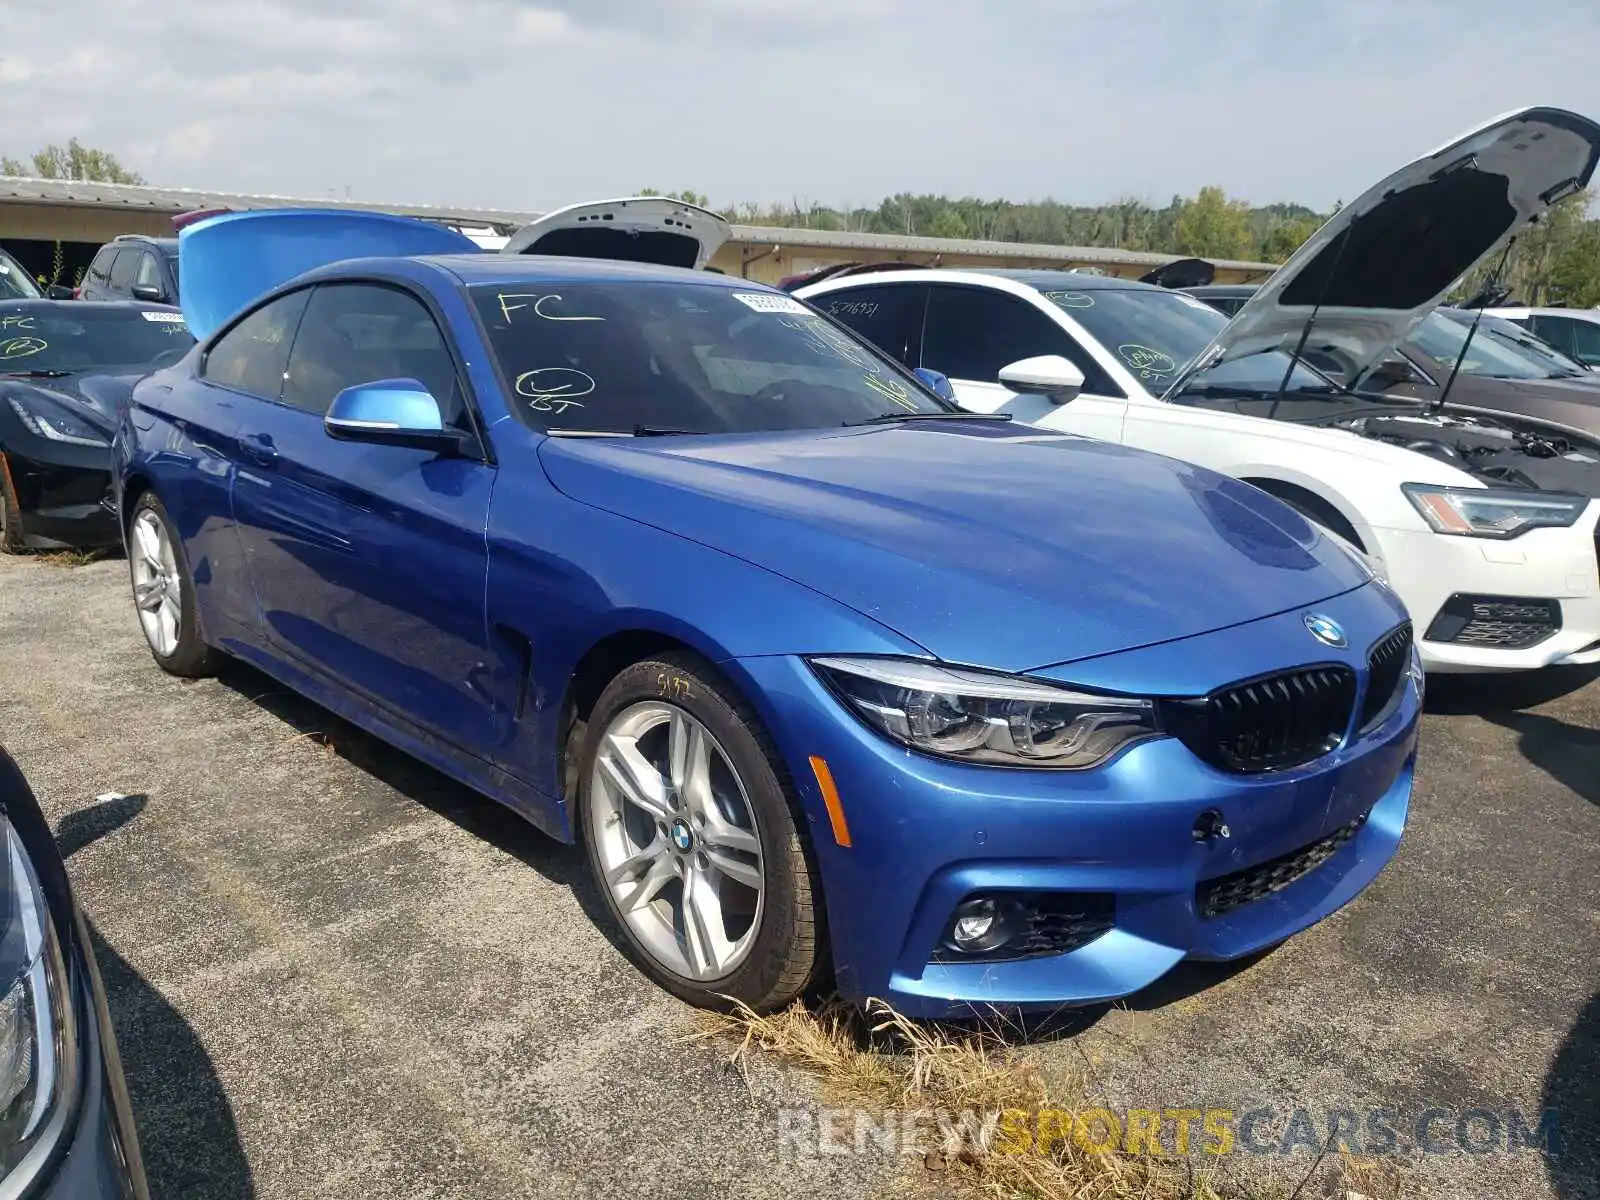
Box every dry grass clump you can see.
[702,997,1403,1200]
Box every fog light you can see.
[953,900,997,946]
[942,895,1015,955]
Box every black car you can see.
[0,302,193,551]
[76,238,180,306]
[0,744,150,1198]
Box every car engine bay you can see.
[1327,408,1600,496]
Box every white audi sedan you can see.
[799,107,1600,674]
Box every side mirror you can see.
[913,367,956,401]
[324,379,470,455]
[997,355,1084,404]
[131,284,166,303]
[45,285,74,300]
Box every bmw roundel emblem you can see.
[669,819,695,852]
[1303,612,1348,648]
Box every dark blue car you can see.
[113,209,1421,1017]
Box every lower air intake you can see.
[1197,813,1368,919]
[1424,594,1561,650]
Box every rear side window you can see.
[86,247,117,285]
[281,282,463,420]
[923,285,1122,396]
[107,250,138,293]
[811,284,926,366]
[202,289,310,399]
[133,252,164,293]
[1536,315,1600,364]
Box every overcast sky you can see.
[4,0,1599,215]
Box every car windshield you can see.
[471,281,953,434]
[0,306,193,374]
[1438,310,1587,377]
[1410,311,1555,380]
[1041,285,1334,399]
[0,253,40,302]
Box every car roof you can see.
[315,252,765,290]
[113,236,179,253]
[0,298,178,314]
[1184,284,1260,297]
[969,268,1169,293]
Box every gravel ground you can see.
[0,552,1594,1200]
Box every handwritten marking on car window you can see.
[0,336,47,359]
[0,315,35,330]
[515,366,595,413]
[497,293,607,324]
[1118,344,1177,380]
[1045,291,1095,309]
[862,372,921,413]
[827,300,879,318]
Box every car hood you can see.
[500,196,731,271]
[0,371,144,436]
[537,423,1370,674]
[1166,107,1600,397]
[177,209,481,340]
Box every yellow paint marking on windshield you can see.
[0,336,47,359]
[862,372,920,412]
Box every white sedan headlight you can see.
[810,657,1160,769]
[1402,483,1589,539]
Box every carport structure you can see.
[0,175,1278,290]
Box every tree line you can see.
[0,141,1593,304]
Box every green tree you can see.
[1172,186,1256,259]
[634,188,711,209]
[1,138,144,184]
[926,209,969,240]
[1259,216,1320,263]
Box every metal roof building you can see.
[0,176,1278,284]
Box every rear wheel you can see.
[127,493,218,678]
[578,652,824,1011]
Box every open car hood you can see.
[177,209,480,341]
[1164,107,1600,397]
[500,197,730,270]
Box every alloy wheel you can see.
[129,510,181,657]
[589,701,766,982]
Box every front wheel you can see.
[127,493,218,678]
[578,653,825,1011]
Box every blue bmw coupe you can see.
[113,205,1420,1017]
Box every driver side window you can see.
[202,289,311,400]
[921,285,1122,396]
[280,282,465,422]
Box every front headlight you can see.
[6,396,109,448]
[0,813,73,1180]
[1402,483,1589,539]
[809,656,1161,769]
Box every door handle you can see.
[240,432,279,465]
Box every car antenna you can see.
[1268,223,1354,422]
[1429,237,1516,414]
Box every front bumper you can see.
[1370,519,1600,673]
[1,441,119,550]
[731,589,1420,1018]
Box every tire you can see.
[126,492,218,678]
[0,460,25,554]
[578,651,825,1011]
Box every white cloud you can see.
[2,0,1598,213]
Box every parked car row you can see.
[5,100,1598,1197]
[0,116,1596,1200]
